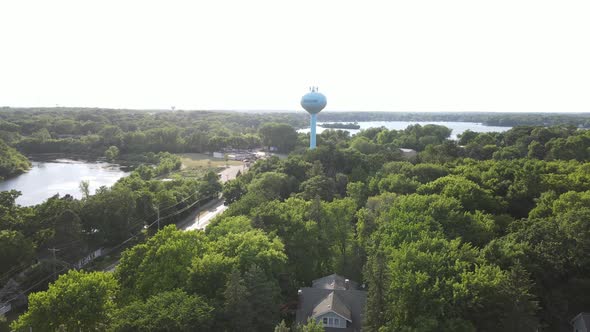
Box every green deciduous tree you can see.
[275,320,291,332]
[418,175,500,213]
[116,225,206,301]
[299,175,336,201]
[111,289,214,332]
[105,145,120,161]
[0,230,34,275]
[377,174,420,195]
[373,237,537,331]
[11,270,118,331]
[248,171,296,201]
[295,318,324,332]
[259,123,298,152]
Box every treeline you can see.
[10,123,590,331]
[318,111,590,127]
[0,153,222,317]
[458,125,590,162]
[4,108,590,161]
[0,108,306,156]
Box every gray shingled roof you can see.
[311,291,352,322]
[571,312,590,329]
[296,287,367,332]
[312,273,360,290]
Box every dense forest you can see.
[1,109,590,331]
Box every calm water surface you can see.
[297,121,511,139]
[0,159,130,206]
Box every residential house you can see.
[296,274,367,331]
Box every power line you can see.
[156,205,160,230]
[0,193,215,311]
[48,248,60,281]
[53,238,83,250]
[0,263,29,283]
[104,194,211,253]
[157,196,208,222]
[148,190,199,218]
[1,266,69,305]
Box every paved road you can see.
[180,202,227,231]
[177,164,245,231]
[104,165,245,272]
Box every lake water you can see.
[0,159,131,206]
[297,121,511,139]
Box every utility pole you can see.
[155,205,160,230]
[48,248,60,280]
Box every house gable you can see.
[315,311,348,329]
[571,312,590,332]
[311,291,352,322]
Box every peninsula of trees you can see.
[319,122,361,129]
[0,138,29,180]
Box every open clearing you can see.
[178,153,242,169]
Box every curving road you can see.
[178,164,244,231]
[104,165,245,272]
[181,202,227,231]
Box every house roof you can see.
[296,287,367,332]
[571,312,590,328]
[312,273,359,290]
[311,291,352,322]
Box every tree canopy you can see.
[6,110,590,331]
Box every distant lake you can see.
[0,159,131,206]
[297,121,511,139]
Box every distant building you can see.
[296,274,367,331]
[571,312,590,332]
[399,148,417,160]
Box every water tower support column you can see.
[300,87,326,150]
[310,113,317,149]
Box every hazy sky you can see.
[1,0,589,112]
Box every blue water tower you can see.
[300,87,327,149]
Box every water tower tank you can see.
[301,88,327,114]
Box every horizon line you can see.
[2,106,590,114]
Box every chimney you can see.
[345,279,350,290]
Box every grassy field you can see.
[179,153,242,169]
[171,153,242,178]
